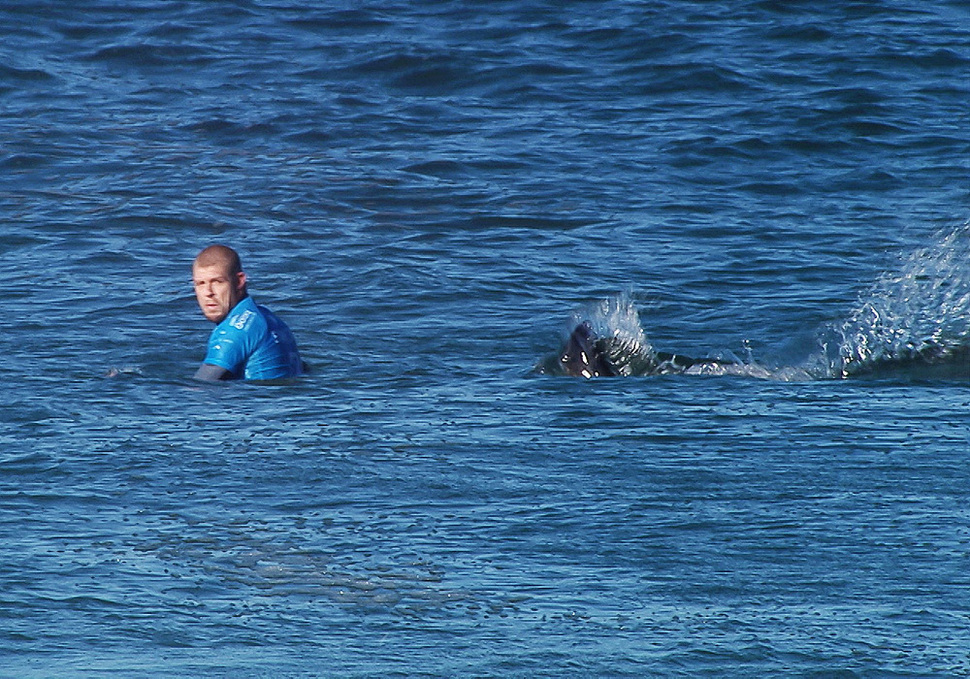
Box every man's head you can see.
[192,245,247,323]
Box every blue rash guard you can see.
[203,296,303,380]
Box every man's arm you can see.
[194,363,233,381]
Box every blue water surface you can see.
[1,1,968,676]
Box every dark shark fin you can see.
[559,321,619,378]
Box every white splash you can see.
[570,294,656,376]
[813,223,970,378]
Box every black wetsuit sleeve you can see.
[194,363,233,381]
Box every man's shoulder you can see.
[254,303,289,327]
[219,297,267,336]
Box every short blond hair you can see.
[193,244,243,277]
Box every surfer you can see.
[192,245,304,381]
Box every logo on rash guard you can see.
[231,309,254,330]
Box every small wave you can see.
[83,42,214,68]
[351,50,472,93]
[0,62,55,82]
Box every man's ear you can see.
[236,272,247,291]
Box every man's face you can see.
[193,263,246,323]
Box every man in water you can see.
[192,245,304,381]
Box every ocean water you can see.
[2,1,969,676]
